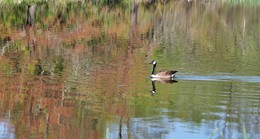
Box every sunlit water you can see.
[0,1,260,139]
[177,75,260,83]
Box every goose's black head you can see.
[149,60,157,65]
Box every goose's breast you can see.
[151,74,172,78]
[150,74,161,78]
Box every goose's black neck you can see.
[151,64,156,74]
[151,81,156,91]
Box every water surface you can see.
[0,1,260,139]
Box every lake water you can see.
[0,1,260,139]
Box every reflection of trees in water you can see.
[0,75,75,138]
[147,1,259,53]
[143,1,259,76]
[0,1,259,138]
[206,80,260,138]
[27,4,36,27]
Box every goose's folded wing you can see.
[166,70,178,75]
[157,70,178,76]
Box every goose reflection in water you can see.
[150,79,178,96]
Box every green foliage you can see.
[53,56,65,75]
[1,63,13,75]
[87,32,106,46]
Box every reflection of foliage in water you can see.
[146,1,260,75]
[53,55,64,75]
[0,1,259,139]
[0,41,28,75]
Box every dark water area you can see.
[0,1,260,139]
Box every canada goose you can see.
[149,60,178,79]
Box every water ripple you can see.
[176,75,260,83]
